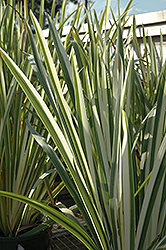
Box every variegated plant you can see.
[0,0,66,237]
[0,0,165,249]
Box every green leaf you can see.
[135,134,166,250]
[47,13,75,107]
[0,191,97,250]
[154,236,166,250]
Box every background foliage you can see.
[4,0,79,28]
[0,0,63,237]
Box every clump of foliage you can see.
[0,0,165,249]
[0,0,63,237]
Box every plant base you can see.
[0,230,50,250]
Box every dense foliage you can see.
[4,0,78,28]
[0,0,165,249]
[0,0,63,237]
